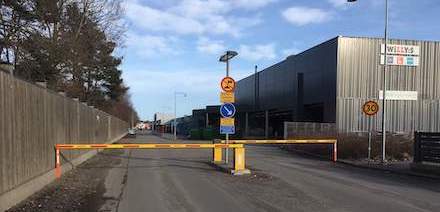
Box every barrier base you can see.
[211,161,224,165]
[231,169,251,176]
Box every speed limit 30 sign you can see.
[362,101,379,116]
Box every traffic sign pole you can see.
[225,59,229,164]
[363,100,379,161]
[219,51,237,165]
[368,116,372,160]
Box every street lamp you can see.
[219,51,238,77]
[219,50,238,164]
[174,91,187,140]
[348,0,389,163]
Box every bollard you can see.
[55,148,61,179]
[213,146,223,163]
[212,139,223,163]
[333,141,338,162]
[232,147,250,175]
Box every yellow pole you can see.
[213,146,223,163]
[233,147,246,173]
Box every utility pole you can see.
[347,0,389,163]
[174,92,187,140]
[254,65,258,110]
[381,0,389,163]
[174,93,177,140]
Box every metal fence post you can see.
[413,131,421,163]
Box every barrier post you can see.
[213,146,223,163]
[55,147,61,179]
[333,141,338,162]
[232,146,250,175]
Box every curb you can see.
[337,160,440,180]
[281,147,440,180]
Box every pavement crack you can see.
[115,149,132,212]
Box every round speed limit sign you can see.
[362,101,379,116]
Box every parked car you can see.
[126,128,136,138]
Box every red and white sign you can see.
[381,44,420,56]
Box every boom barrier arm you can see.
[54,140,337,179]
[54,143,245,179]
[221,139,338,162]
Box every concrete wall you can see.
[0,71,128,209]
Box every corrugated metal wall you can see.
[337,36,440,133]
[0,71,128,195]
[236,37,338,122]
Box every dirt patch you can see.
[6,149,125,212]
[211,169,328,212]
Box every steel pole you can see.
[225,58,229,164]
[174,92,177,140]
[381,0,389,163]
[368,116,372,160]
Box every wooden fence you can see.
[0,71,128,195]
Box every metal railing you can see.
[414,132,440,164]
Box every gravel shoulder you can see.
[6,149,126,212]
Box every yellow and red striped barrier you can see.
[55,143,243,150]
[223,139,336,144]
[54,143,245,178]
[220,139,338,162]
[54,139,338,179]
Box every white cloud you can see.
[238,43,277,61]
[126,33,180,58]
[327,0,349,9]
[124,0,267,37]
[282,7,332,26]
[282,47,301,57]
[197,37,225,54]
[125,3,205,35]
[233,0,278,10]
[170,0,229,18]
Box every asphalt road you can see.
[101,134,440,212]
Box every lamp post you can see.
[219,50,238,164]
[174,91,187,140]
[348,0,389,163]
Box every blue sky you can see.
[120,0,440,120]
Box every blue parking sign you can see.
[220,126,235,134]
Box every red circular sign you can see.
[220,77,236,92]
[363,101,379,116]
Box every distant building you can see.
[153,113,174,125]
[235,36,440,138]
[152,112,174,132]
[189,105,223,139]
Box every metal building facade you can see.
[236,38,338,119]
[337,36,440,133]
[235,36,440,137]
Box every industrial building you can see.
[235,36,440,138]
[157,105,226,139]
